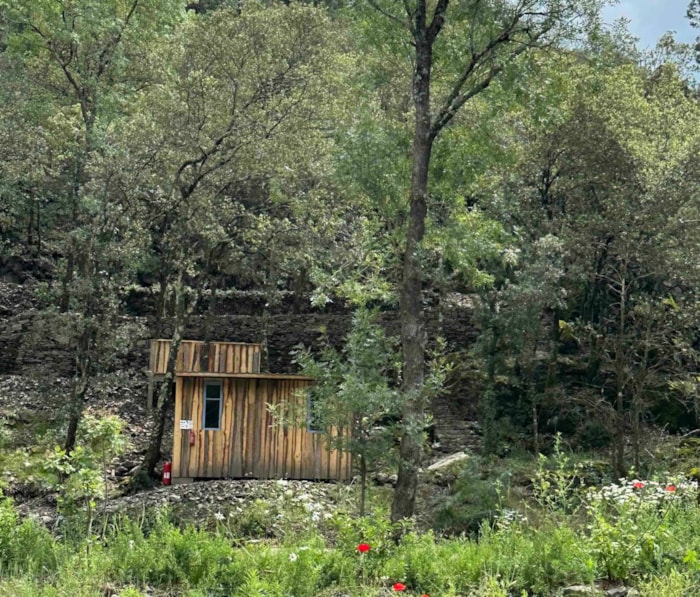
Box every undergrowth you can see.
[2,438,700,595]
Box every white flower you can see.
[214,512,225,521]
[128,540,135,550]
[289,552,298,562]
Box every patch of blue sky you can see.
[602,0,696,49]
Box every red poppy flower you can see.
[633,481,644,489]
[666,484,677,492]
[392,583,406,591]
[357,543,370,553]
[421,594,430,597]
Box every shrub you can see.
[584,477,698,580]
[0,491,57,576]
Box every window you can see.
[203,381,222,430]
[306,390,323,433]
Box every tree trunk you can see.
[359,453,367,518]
[64,328,93,454]
[64,387,83,456]
[143,276,187,476]
[482,307,499,455]
[526,332,539,454]
[529,383,539,455]
[613,274,627,478]
[59,250,75,313]
[26,198,34,248]
[391,34,434,524]
[144,386,174,477]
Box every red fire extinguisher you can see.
[162,461,172,486]
[189,429,196,446]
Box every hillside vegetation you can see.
[2,0,700,594]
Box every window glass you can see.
[205,383,221,399]
[306,391,323,433]
[203,382,222,429]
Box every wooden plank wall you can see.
[173,377,352,481]
[150,340,261,375]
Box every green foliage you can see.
[532,434,584,515]
[3,3,700,595]
[295,308,402,512]
[44,413,127,515]
[583,478,700,581]
[432,457,507,536]
[0,490,57,577]
[3,474,700,594]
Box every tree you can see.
[295,309,402,516]
[503,58,700,474]
[364,0,602,522]
[107,2,350,475]
[0,0,182,453]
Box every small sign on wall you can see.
[179,419,193,430]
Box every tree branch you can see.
[426,0,449,43]
[430,23,548,138]
[366,0,410,31]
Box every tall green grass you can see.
[1,476,700,596]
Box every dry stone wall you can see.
[0,284,482,453]
[2,305,479,377]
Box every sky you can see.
[602,0,697,49]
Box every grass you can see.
[2,428,700,596]
[1,473,700,596]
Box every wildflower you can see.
[357,543,371,553]
[392,582,406,591]
[289,553,298,562]
[633,481,644,489]
[214,511,225,521]
[666,484,677,492]
[128,540,135,551]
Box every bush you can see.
[6,471,700,594]
[0,491,57,576]
[431,458,505,536]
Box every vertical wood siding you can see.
[150,340,261,374]
[173,377,352,481]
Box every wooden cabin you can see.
[148,339,353,482]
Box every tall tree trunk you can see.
[359,453,367,518]
[153,217,171,338]
[59,251,75,313]
[64,327,93,454]
[482,301,499,455]
[143,274,187,476]
[391,33,434,524]
[26,198,34,248]
[525,326,540,454]
[613,273,627,478]
[260,267,278,372]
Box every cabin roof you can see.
[153,338,261,347]
[175,371,314,381]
